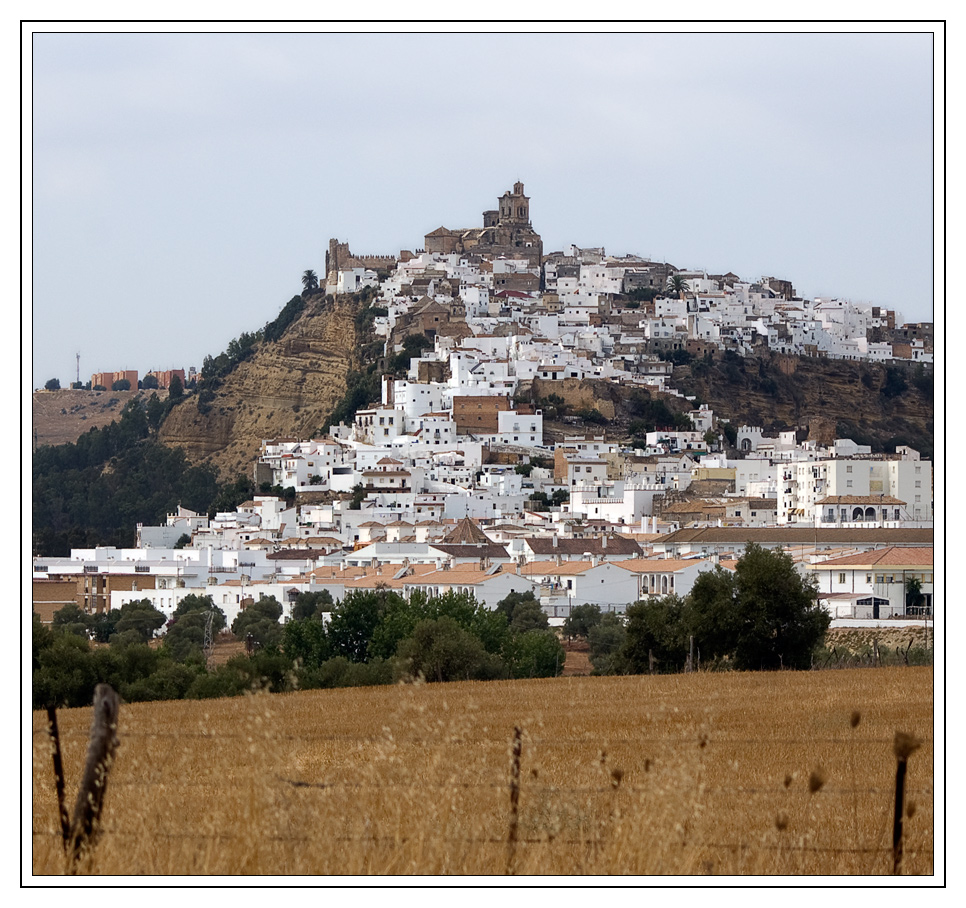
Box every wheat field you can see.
[31,667,934,878]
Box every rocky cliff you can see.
[158,295,361,478]
[524,353,933,457]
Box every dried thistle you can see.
[894,731,922,760]
[698,733,709,749]
[906,800,917,819]
[610,768,624,789]
[850,710,861,728]
[783,773,794,789]
[643,758,652,773]
[775,811,790,831]
[808,767,827,794]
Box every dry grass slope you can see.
[32,667,933,877]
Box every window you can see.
[838,573,846,584]
[846,465,852,473]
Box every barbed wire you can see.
[66,775,927,799]
[30,727,933,748]
[28,828,931,859]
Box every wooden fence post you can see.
[506,726,522,875]
[892,730,922,875]
[45,705,70,848]
[67,684,121,874]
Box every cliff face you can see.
[671,353,934,457]
[158,296,361,479]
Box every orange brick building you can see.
[145,369,186,389]
[91,370,139,390]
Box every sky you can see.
[27,25,940,390]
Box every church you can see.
[423,181,543,267]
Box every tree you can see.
[165,594,226,662]
[88,609,121,643]
[291,589,333,622]
[167,373,184,400]
[494,590,548,632]
[142,373,159,389]
[503,629,565,679]
[282,615,332,670]
[327,589,402,662]
[905,577,925,613]
[562,603,603,641]
[44,377,61,391]
[112,598,167,644]
[52,603,90,638]
[112,378,132,391]
[145,393,166,433]
[666,274,690,298]
[509,598,549,633]
[587,613,628,675]
[174,533,192,549]
[33,633,97,709]
[348,484,367,510]
[302,269,319,296]
[231,596,284,650]
[621,595,690,673]
[688,543,829,670]
[396,617,504,682]
[367,590,508,662]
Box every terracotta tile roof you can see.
[523,560,594,575]
[614,558,715,573]
[441,516,492,544]
[811,546,934,568]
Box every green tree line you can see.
[565,544,832,674]
[33,589,566,709]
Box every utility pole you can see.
[76,353,80,387]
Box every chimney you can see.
[552,535,558,547]
[602,535,608,549]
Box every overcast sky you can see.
[28,26,938,389]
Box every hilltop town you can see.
[33,182,935,634]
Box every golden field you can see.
[31,667,934,878]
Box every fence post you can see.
[45,705,70,848]
[892,730,922,875]
[67,684,121,874]
[506,726,522,875]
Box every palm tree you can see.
[666,274,690,298]
[301,269,319,296]
[905,577,924,613]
